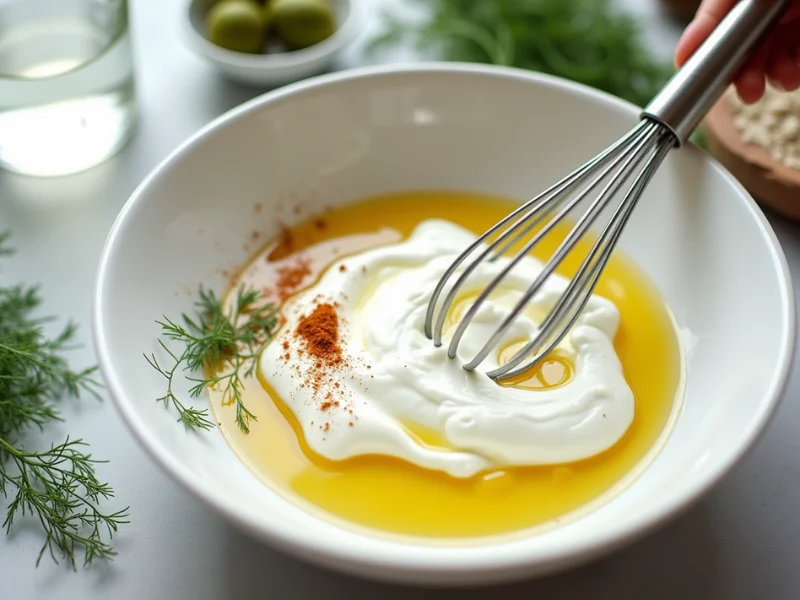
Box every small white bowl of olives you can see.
[183,0,364,87]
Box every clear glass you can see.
[0,0,136,177]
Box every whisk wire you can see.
[488,121,652,260]
[458,121,664,372]
[488,127,673,379]
[424,121,652,345]
[433,122,654,356]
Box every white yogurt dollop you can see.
[261,220,633,478]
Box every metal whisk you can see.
[425,0,790,380]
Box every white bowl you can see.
[93,64,795,586]
[181,0,366,87]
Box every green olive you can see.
[195,0,219,12]
[261,4,273,31]
[206,0,264,54]
[270,0,335,51]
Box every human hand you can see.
[674,0,800,103]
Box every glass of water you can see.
[0,0,136,177]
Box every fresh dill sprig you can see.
[146,285,278,434]
[367,0,675,108]
[0,232,128,568]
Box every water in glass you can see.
[0,0,136,177]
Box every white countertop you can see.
[2,1,799,598]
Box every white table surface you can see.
[2,1,799,598]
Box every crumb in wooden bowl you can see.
[704,87,800,221]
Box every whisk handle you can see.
[643,0,790,146]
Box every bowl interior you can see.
[94,65,793,584]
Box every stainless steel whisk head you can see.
[425,119,673,380]
[424,0,790,380]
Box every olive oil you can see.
[208,191,682,541]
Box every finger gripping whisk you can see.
[424,0,790,380]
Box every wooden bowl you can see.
[658,0,701,20]
[703,96,800,221]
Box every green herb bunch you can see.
[0,233,128,568]
[146,286,278,434]
[369,0,675,107]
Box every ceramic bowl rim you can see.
[93,62,796,582]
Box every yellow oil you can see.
[208,190,682,541]
[497,341,574,390]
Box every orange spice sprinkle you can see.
[275,257,311,303]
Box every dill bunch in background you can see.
[369,0,675,108]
